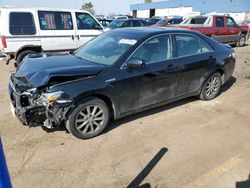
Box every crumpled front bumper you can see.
[8,79,71,129]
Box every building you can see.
[130,0,250,22]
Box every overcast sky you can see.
[0,0,149,15]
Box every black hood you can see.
[14,53,104,88]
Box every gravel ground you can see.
[0,42,250,188]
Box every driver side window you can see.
[130,35,172,64]
[226,17,236,27]
[75,12,102,30]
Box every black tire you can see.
[200,72,222,100]
[66,98,110,139]
[15,50,36,67]
[237,34,246,47]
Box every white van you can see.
[0,7,105,66]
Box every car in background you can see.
[177,15,249,47]
[107,19,148,29]
[154,17,183,26]
[241,20,250,30]
[97,18,113,27]
[9,27,235,139]
[146,17,162,26]
[0,8,105,66]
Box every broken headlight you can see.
[41,91,73,105]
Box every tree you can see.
[81,1,95,15]
[144,0,152,3]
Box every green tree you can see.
[81,1,95,15]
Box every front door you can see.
[74,12,104,48]
[226,17,241,43]
[116,34,178,115]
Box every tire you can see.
[237,34,246,47]
[199,72,222,100]
[15,50,36,67]
[66,98,110,139]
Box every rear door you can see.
[6,10,41,53]
[173,33,215,96]
[38,10,76,51]
[74,11,104,48]
[213,16,228,43]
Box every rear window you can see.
[9,12,36,35]
[38,11,73,30]
[175,34,213,57]
[190,17,207,24]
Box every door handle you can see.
[208,55,216,62]
[76,35,80,40]
[71,35,75,40]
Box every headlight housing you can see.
[41,91,73,104]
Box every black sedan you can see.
[9,27,235,139]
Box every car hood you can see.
[14,53,104,88]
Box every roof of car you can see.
[110,27,201,38]
[0,7,90,13]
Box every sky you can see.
[0,0,148,15]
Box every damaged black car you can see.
[9,27,235,139]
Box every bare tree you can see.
[81,1,95,15]
[144,0,152,3]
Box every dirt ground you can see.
[1,43,250,188]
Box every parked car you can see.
[146,17,162,26]
[241,20,250,30]
[107,19,148,29]
[0,8,105,66]
[177,15,249,47]
[154,17,183,26]
[97,18,113,27]
[9,27,236,139]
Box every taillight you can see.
[1,36,7,48]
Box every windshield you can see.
[73,31,140,66]
[157,19,168,24]
[107,20,126,29]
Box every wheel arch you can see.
[66,93,117,121]
[15,45,42,60]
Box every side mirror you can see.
[94,24,103,30]
[126,59,146,69]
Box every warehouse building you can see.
[130,0,250,22]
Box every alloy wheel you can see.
[75,105,105,134]
[205,76,220,97]
[239,36,246,46]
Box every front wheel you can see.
[66,98,110,139]
[199,72,222,100]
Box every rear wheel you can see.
[15,50,36,67]
[237,34,246,47]
[200,72,222,100]
[66,98,110,139]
